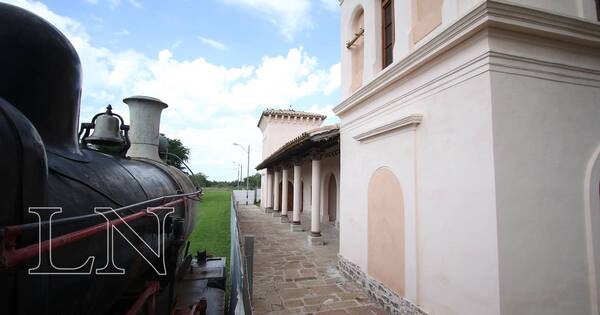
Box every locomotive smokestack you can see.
[123,95,168,161]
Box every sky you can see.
[2,0,341,181]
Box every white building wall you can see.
[337,0,600,314]
[488,29,600,315]
[338,33,501,314]
[260,117,322,159]
[340,0,599,98]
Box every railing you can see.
[0,191,202,269]
[229,195,254,315]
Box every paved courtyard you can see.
[237,205,385,315]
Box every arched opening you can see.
[350,7,364,94]
[327,174,337,223]
[368,167,405,296]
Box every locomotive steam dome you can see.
[0,3,84,159]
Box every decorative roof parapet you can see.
[257,108,327,127]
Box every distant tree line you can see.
[160,136,261,189]
[190,172,261,189]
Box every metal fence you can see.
[229,196,254,315]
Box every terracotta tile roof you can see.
[256,124,339,170]
[257,108,327,127]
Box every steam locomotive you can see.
[0,3,218,314]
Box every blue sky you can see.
[3,0,341,181]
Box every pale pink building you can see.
[257,109,340,245]
[334,0,600,314]
[257,0,600,314]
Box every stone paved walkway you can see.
[237,205,385,315]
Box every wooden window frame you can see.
[382,0,395,69]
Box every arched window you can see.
[349,7,364,93]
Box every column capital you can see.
[310,150,324,161]
[293,157,303,166]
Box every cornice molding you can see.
[353,114,423,142]
[333,0,600,117]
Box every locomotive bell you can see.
[87,106,124,145]
[81,105,130,154]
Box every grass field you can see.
[187,190,232,305]
[188,190,231,261]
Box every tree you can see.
[190,172,209,187]
[245,173,261,189]
[163,137,190,170]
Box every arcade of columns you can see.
[264,151,324,245]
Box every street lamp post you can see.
[232,162,242,188]
[233,143,250,205]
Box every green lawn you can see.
[187,190,232,307]
[188,190,231,261]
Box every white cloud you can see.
[128,0,141,8]
[108,0,119,9]
[323,62,341,95]
[94,0,141,10]
[115,29,130,36]
[198,36,228,51]
[307,104,338,124]
[221,0,312,41]
[319,0,339,11]
[4,0,340,180]
[171,40,183,49]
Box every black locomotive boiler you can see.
[0,3,217,315]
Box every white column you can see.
[267,170,273,210]
[292,160,302,224]
[310,156,322,237]
[273,169,281,213]
[281,166,289,221]
[260,172,266,208]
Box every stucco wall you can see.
[340,0,599,99]
[337,0,600,314]
[337,30,501,315]
[488,30,600,315]
[260,116,322,159]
